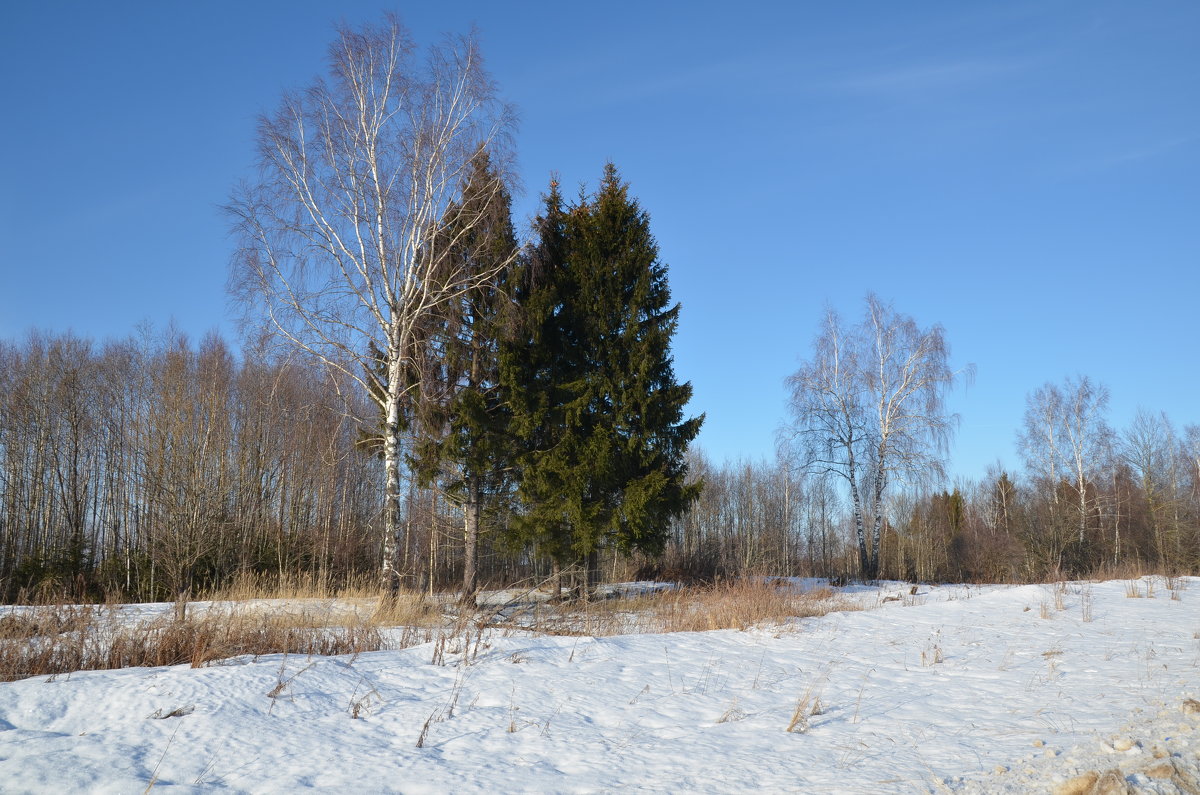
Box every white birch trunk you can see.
[381,366,403,595]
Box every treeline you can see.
[0,328,537,601]
[660,412,1200,583]
[0,323,689,602]
[2,327,1197,601]
[0,330,383,601]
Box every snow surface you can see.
[0,578,1197,793]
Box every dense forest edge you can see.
[1,323,1197,604]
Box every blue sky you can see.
[2,1,1197,480]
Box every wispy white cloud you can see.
[589,51,790,107]
[1047,134,1200,180]
[1089,135,1198,169]
[836,56,1032,97]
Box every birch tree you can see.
[228,15,516,593]
[1060,377,1113,550]
[1018,376,1112,569]
[785,294,966,579]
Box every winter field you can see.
[0,577,1197,794]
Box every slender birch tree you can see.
[785,295,966,579]
[1019,376,1112,569]
[1060,377,1113,550]
[228,15,516,593]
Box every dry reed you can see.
[502,579,857,636]
[2,577,859,682]
[0,603,389,683]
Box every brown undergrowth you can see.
[203,571,387,603]
[0,607,379,683]
[1,578,856,682]
[507,579,858,636]
[0,597,438,683]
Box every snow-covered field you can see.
[1,578,1197,793]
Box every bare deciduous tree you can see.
[784,294,968,579]
[1185,425,1200,506]
[1060,378,1114,549]
[1122,408,1183,566]
[227,15,516,593]
[1018,376,1112,564]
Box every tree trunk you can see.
[846,464,872,579]
[461,478,480,605]
[1078,473,1088,546]
[381,382,403,596]
[868,459,887,580]
[551,559,562,601]
[584,549,599,601]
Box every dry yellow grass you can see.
[1,577,858,681]
[204,571,385,602]
[650,580,851,632]
[510,579,857,636]
[0,603,392,682]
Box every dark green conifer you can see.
[503,164,703,586]
[500,178,576,567]
[412,148,518,599]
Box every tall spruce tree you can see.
[501,179,575,570]
[503,164,703,587]
[411,149,518,599]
